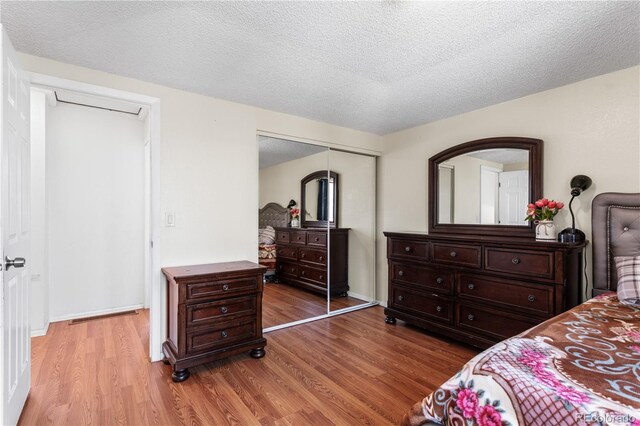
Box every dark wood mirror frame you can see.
[301,170,339,228]
[428,136,543,237]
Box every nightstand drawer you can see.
[389,238,429,261]
[485,247,554,279]
[306,232,327,247]
[277,246,298,261]
[458,274,553,316]
[299,248,327,266]
[186,295,257,329]
[432,243,481,268]
[186,277,257,301]
[457,304,536,340]
[186,317,257,354]
[390,285,452,324]
[390,261,453,295]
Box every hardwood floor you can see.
[262,281,369,329]
[20,307,479,425]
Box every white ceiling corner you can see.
[2,1,639,135]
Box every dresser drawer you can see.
[458,274,553,316]
[307,232,327,247]
[290,230,307,245]
[299,265,327,286]
[389,238,429,261]
[390,285,452,324]
[485,247,554,279]
[276,230,290,244]
[390,261,453,295]
[186,277,257,301]
[432,243,481,268]
[186,295,256,329]
[277,246,298,261]
[186,317,257,354]
[277,262,298,279]
[299,248,327,266]
[457,304,537,340]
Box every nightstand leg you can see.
[385,316,396,324]
[250,347,266,358]
[172,368,190,382]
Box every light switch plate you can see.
[165,212,175,227]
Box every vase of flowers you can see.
[290,208,300,228]
[525,198,564,241]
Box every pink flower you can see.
[455,388,479,419]
[528,203,535,209]
[630,419,640,426]
[534,368,562,389]
[556,386,590,406]
[556,202,564,209]
[535,200,545,208]
[548,201,557,209]
[630,345,640,354]
[540,198,549,206]
[475,405,503,426]
[628,331,640,341]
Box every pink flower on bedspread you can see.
[630,419,640,426]
[532,367,562,389]
[475,405,503,426]
[555,386,590,406]
[455,388,479,419]
[631,345,640,354]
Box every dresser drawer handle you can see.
[221,306,228,314]
[450,251,457,258]
[221,330,228,338]
[222,284,229,291]
[319,275,324,280]
[436,277,444,284]
[301,253,306,258]
[528,295,536,303]
[512,257,521,265]
[301,271,306,276]
[404,246,412,252]
[291,267,296,272]
[468,283,475,290]
[314,237,320,242]
[278,250,284,255]
[398,295,404,302]
[398,270,405,277]
[319,256,324,261]
[467,314,475,321]
[436,305,443,312]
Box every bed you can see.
[258,202,289,279]
[404,192,640,426]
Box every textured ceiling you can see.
[2,1,639,135]
[468,149,529,165]
[258,136,326,169]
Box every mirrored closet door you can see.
[258,136,330,329]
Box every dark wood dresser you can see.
[275,227,349,296]
[161,261,266,382]
[384,232,586,349]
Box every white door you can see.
[0,26,31,425]
[499,170,528,225]
[480,166,500,224]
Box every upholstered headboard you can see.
[259,202,289,229]
[592,192,640,296]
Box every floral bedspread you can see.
[404,293,640,426]
[258,243,277,273]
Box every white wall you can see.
[29,90,48,335]
[20,54,382,357]
[46,102,146,320]
[379,66,640,302]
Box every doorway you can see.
[27,74,163,361]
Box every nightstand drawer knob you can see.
[436,277,444,284]
[398,270,405,277]
[398,295,404,302]
[319,275,324,280]
[405,246,412,252]
[221,306,228,314]
[315,237,320,241]
[222,284,229,291]
[221,330,228,338]
[528,295,536,302]
[468,283,475,290]
[467,314,475,321]
[450,251,457,258]
[436,305,443,312]
[301,253,306,258]
[512,257,520,265]
[301,271,306,275]
[319,256,324,261]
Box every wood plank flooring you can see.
[20,307,478,425]
[262,282,369,329]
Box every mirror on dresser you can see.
[429,137,542,237]
[258,136,330,329]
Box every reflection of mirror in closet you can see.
[258,136,330,329]
[327,150,376,313]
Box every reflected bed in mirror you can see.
[429,137,542,237]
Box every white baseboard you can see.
[50,303,144,323]
[31,321,50,337]
[346,291,376,303]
